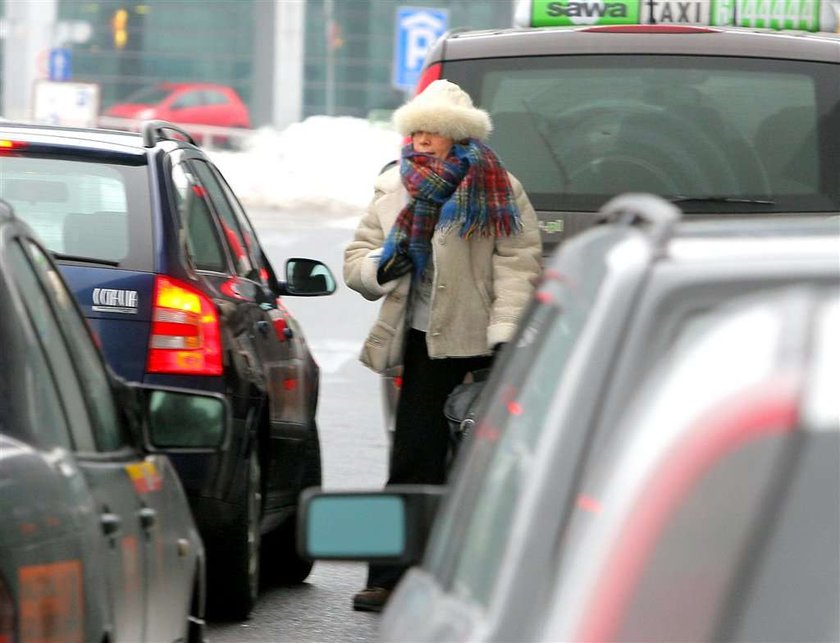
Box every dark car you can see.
[381,17,840,434]
[298,195,839,641]
[0,199,231,642]
[0,120,336,619]
[414,19,840,255]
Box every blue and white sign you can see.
[392,6,448,91]
[48,48,72,82]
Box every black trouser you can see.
[367,328,492,590]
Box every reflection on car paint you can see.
[18,561,84,643]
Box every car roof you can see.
[0,120,198,157]
[158,81,236,91]
[666,217,840,263]
[0,121,147,156]
[556,215,840,271]
[432,25,840,62]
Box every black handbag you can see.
[444,368,491,449]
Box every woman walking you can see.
[343,79,543,612]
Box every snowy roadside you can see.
[208,115,402,216]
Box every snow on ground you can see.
[208,115,403,215]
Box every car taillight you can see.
[147,275,222,376]
[582,24,717,33]
[413,62,442,97]
[0,573,14,643]
[0,140,27,152]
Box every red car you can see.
[104,82,251,129]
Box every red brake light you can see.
[146,275,222,376]
[413,62,443,97]
[270,311,288,342]
[0,140,27,151]
[582,25,717,33]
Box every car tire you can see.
[261,428,321,585]
[206,448,262,620]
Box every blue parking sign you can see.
[392,7,448,91]
[49,48,72,82]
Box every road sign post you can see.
[392,7,448,92]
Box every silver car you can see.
[300,198,839,642]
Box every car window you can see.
[0,155,152,269]
[544,302,789,641]
[122,84,172,104]
[172,90,203,109]
[171,161,227,272]
[0,245,72,450]
[208,163,268,283]
[424,273,596,607]
[450,55,839,214]
[189,159,255,279]
[6,241,96,452]
[25,240,124,452]
[203,90,230,106]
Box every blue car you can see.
[0,199,231,642]
[0,120,336,619]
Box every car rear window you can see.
[0,156,153,270]
[446,55,840,214]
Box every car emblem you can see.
[92,287,139,314]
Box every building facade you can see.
[2,0,513,128]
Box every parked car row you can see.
[3,8,840,643]
[300,195,840,642]
[0,117,337,639]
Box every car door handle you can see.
[138,507,157,530]
[100,512,122,537]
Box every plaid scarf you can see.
[380,139,521,278]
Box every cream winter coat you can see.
[344,165,543,374]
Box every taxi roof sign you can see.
[514,0,840,34]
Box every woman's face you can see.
[412,131,454,159]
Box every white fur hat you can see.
[392,79,493,141]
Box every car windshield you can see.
[121,84,173,104]
[449,55,840,214]
[0,156,152,267]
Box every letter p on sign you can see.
[393,7,448,92]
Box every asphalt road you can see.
[208,205,387,643]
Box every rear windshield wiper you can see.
[51,252,119,267]
[670,196,776,206]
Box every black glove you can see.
[377,250,413,285]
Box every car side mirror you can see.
[140,386,230,452]
[297,485,446,565]
[284,257,337,296]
